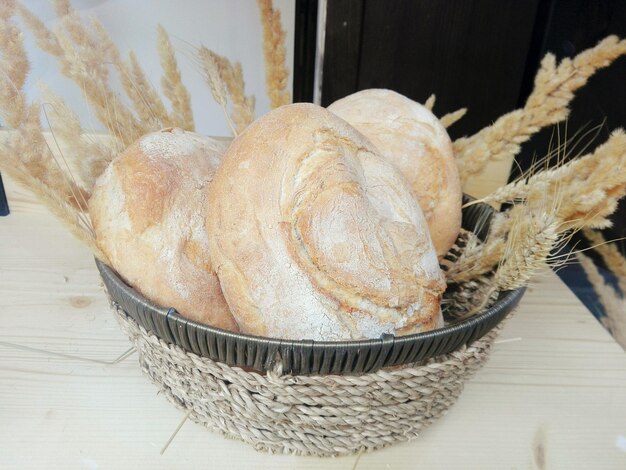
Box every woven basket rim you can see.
[99,258,523,349]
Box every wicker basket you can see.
[99,200,525,456]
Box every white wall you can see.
[20,0,295,137]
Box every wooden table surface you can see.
[1,177,626,470]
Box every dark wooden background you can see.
[316,0,626,243]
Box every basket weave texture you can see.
[113,303,501,457]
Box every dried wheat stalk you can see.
[454,36,626,183]
[257,0,291,108]
[422,93,466,127]
[577,252,626,350]
[492,210,561,291]
[454,207,561,318]
[446,200,561,284]
[157,24,195,131]
[468,130,626,230]
[583,229,626,294]
[445,230,506,283]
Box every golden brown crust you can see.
[207,104,445,340]
[89,128,238,331]
[116,144,174,233]
[328,89,462,258]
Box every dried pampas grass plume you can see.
[424,94,436,111]
[196,46,256,135]
[423,93,466,127]
[0,0,27,129]
[0,4,85,209]
[440,108,467,128]
[257,0,291,108]
[0,2,103,258]
[197,46,237,135]
[454,36,626,183]
[17,1,195,147]
[218,60,255,134]
[40,84,116,190]
[15,3,62,56]
[54,2,146,145]
[157,24,195,132]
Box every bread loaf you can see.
[89,128,238,331]
[328,89,462,258]
[207,104,445,340]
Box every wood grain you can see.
[324,0,540,141]
[1,176,626,469]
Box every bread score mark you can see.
[283,128,443,338]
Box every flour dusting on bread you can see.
[207,104,445,340]
[328,89,462,259]
[89,128,237,330]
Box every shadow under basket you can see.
[98,199,525,456]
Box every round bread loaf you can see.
[207,103,445,341]
[89,128,238,331]
[328,89,462,258]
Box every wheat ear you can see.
[468,130,626,230]
[458,208,561,318]
[454,36,626,183]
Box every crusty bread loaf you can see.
[89,128,238,331]
[207,103,445,340]
[328,89,462,258]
